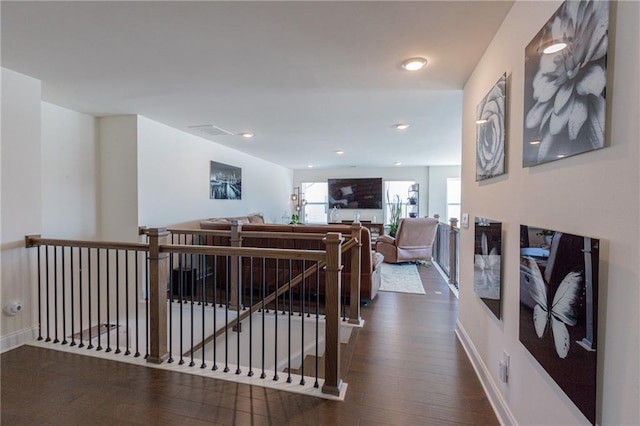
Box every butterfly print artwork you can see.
[521,257,582,358]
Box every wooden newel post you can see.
[147,228,170,364]
[230,220,243,311]
[323,232,344,396]
[348,223,362,325]
[448,218,458,285]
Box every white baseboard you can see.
[455,320,517,426]
[1,326,38,354]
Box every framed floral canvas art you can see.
[476,73,506,181]
[473,217,502,318]
[523,0,609,167]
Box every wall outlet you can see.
[3,301,23,316]
[499,350,510,383]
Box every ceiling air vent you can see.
[188,125,233,137]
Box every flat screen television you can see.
[327,178,383,209]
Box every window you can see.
[301,182,328,224]
[384,181,416,224]
[446,177,461,223]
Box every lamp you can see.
[291,187,306,216]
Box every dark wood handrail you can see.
[165,228,232,237]
[238,231,327,241]
[340,237,358,252]
[25,235,149,252]
[165,227,342,242]
[160,244,326,262]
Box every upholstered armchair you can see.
[376,217,439,263]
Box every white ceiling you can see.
[1,1,514,170]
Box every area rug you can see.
[379,263,425,294]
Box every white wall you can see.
[1,69,42,348]
[98,115,292,235]
[0,84,293,348]
[137,116,292,227]
[41,102,98,239]
[428,165,461,220]
[294,166,429,223]
[98,115,139,242]
[459,1,639,425]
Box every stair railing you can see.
[164,221,363,325]
[25,227,350,397]
[432,215,460,291]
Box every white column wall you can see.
[41,102,98,239]
[459,1,639,425]
[1,69,42,349]
[98,115,139,242]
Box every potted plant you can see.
[407,196,417,205]
[289,214,302,225]
[387,191,402,237]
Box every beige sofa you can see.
[199,214,266,224]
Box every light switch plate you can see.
[461,213,469,229]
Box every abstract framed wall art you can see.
[519,225,599,424]
[476,73,506,181]
[210,161,242,200]
[523,0,609,167]
[473,217,502,318]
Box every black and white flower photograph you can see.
[523,0,609,167]
[476,73,506,181]
[473,217,502,319]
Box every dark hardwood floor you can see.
[1,263,497,425]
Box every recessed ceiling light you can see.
[476,119,488,124]
[239,132,254,138]
[543,42,567,54]
[395,123,410,130]
[394,161,402,166]
[335,150,344,155]
[557,154,566,158]
[529,140,541,145]
[307,164,313,168]
[401,57,428,71]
